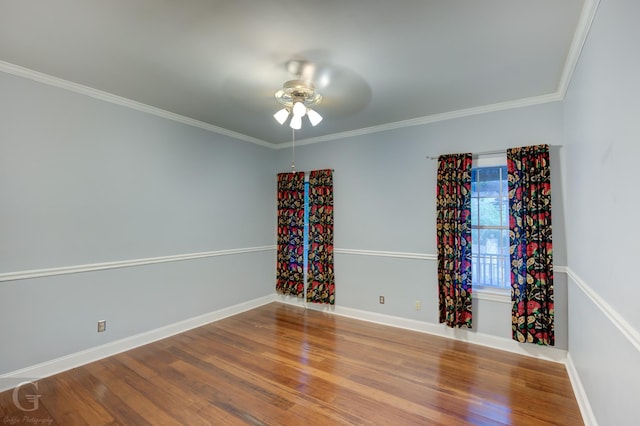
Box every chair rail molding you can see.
[564,266,640,354]
[0,246,276,283]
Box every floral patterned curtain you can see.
[276,172,306,297]
[436,154,473,328]
[508,145,554,346]
[306,169,335,304]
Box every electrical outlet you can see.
[97,320,106,333]
[379,296,385,304]
[415,300,422,310]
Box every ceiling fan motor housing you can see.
[275,79,322,107]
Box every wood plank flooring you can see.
[0,302,583,425]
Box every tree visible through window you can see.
[471,165,509,289]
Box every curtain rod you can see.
[278,169,335,173]
[426,149,506,160]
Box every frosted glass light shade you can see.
[292,101,306,117]
[307,108,323,126]
[273,108,289,125]
[290,114,302,129]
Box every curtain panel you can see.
[306,169,335,304]
[276,172,306,297]
[436,154,473,328]
[508,144,554,346]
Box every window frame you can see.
[471,155,510,302]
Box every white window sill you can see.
[474,287,510,304]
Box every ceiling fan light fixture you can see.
[273,108,290,125]
[307,108,323,126]
[290,114,302,130]
[292,101,306,117]
[274,79,323,129]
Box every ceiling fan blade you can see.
[222,55,371,119]
[283,58,371,118]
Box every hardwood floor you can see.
[0,302,583,425]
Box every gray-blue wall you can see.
[3,4,639,422]
[276,103,568,350]
[563,0,640,424]
[0,72,276,374]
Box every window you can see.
[471,159,509,289]
[276,169,334,303]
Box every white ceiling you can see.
[0,0,591,146]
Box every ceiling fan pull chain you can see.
[291,128,296,173]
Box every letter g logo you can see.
[12,381,41,412]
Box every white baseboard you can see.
[277,297,567,364]
[566,352,598,426]
[1,290,589,426]
[278,297,600,423]
[0,294,276,392]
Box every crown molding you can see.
[0,60,277,149]
[556,0,601,98]
[277,0,600,149]
[0,1,599,151]
[277,92,564,149]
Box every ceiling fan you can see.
[222,55,371,136]
[270,58,371,129]
[273,78,323,129]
